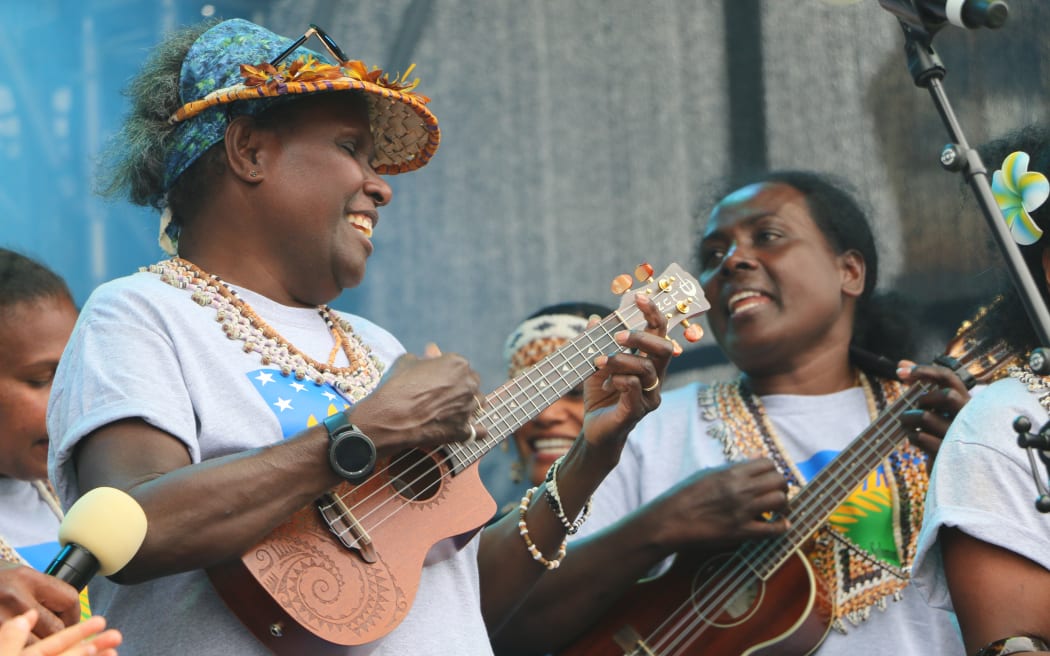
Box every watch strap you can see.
[323,411,355,439]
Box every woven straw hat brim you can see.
[170,77,440,175]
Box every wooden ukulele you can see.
[560,302,1022,656]
[206,263,710,654]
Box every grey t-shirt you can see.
[913,375,1050,612]
[0,478,60,569]
[572,381,964,656]
[47,270,492,655]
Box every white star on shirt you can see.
[290,382,307,393]
[274,398,293,412]
[322,390,337,401]
[256,372,275,386]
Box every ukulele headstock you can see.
[944,295,1027,384]
[611,262,710,355]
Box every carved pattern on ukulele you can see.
[255,519,408,639]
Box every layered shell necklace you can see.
[146,257,384,401]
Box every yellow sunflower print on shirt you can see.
[827,465,900,566]
[797,453,901,567]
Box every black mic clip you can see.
[1013,416,1050,513]
[878,0,1008,40]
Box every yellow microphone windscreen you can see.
[58,486,148,576]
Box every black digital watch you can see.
[323,413,376,483]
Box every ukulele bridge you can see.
[613,625,657,655]
[317,491,379,563]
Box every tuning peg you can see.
[634,263,654,282]
[683,322,704,343]
[611,274,634,295]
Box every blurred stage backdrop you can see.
[2,0,1047,510]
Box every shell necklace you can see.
[146,257,384,401]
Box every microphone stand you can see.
[892,17,1050,511]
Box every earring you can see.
[249,170,259,178]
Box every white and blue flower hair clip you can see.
[992,151,1050,245]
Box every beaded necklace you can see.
[146,257,384,401]
[700,373,929,632]
[1009,363,1050,411]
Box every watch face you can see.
[332,430,376,479]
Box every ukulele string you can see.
[629,339,1004,654]
[654,423,914,655]
[646,380,936,655]
[333,310,625,507]
[320,309,624,515]
[321,362,591,540]
[324,310,637,543]
[649,406,917,654]
[333,282,706,532]
[333,312,628,542]
[653,388,928,655]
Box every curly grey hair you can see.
[97,19,223,222]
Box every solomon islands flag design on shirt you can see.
[247,369,352,439]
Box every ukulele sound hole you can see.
[691,554,764,628]
[387,449,444,501]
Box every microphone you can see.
[44,487,148,590]
[877,0,1009,30]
